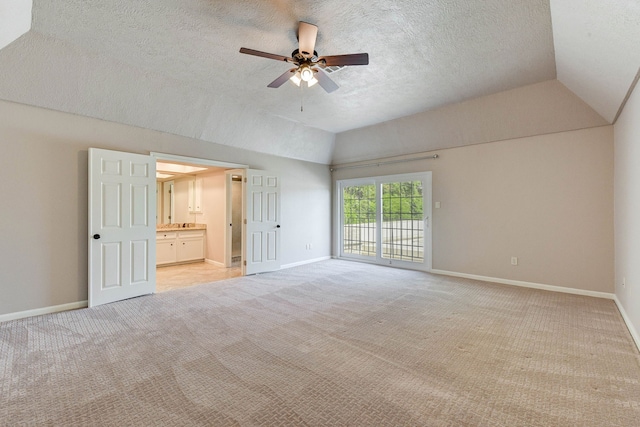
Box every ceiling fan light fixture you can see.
[289,71,302,86]
[290,70,317,88]
[300,65,314,82]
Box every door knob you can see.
[93,234,101,239]
[276,225,281,228]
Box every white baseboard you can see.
[430,269,615,300]
[0,300,88,323]
[613,296,640,352]
[205,258,226,268]
[281,256,332,270]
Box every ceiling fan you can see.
[239,21,369,93]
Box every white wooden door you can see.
[244,170,281,275]
[88,148,156,307]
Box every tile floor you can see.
[156,262,243,293]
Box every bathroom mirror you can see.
[156,175,197,224]
[157,180,174,224]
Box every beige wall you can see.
[334,80,607,164]
[614,80,640,340]
[0,100,332,316]
[333,126,614,293]
[0,92,619,317]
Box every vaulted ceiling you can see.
[0,1,638,164]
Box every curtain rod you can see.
[330,154,439,172]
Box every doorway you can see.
[89,149,282,307]
[228,173,243,266]
[153,154,248,292]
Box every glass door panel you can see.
[342,184,377,257]
[381,181,424,263]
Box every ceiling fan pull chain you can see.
[300,82,304,112]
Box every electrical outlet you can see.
[511,257,518,266]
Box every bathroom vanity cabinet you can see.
[157,229,205,265]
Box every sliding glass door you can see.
[338,172,432,270]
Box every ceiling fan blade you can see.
[239,47,292,62]
[297,22,318,58]
[267,68,297,88]
[319,53,369,66]
[314,68,339,93]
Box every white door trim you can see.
[150,152,248,169]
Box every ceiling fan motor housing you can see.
[291,49,318,63]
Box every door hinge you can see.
[244,219,247,224]
[244,177,247,183]
[243,260,246,266]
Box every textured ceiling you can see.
[0,0,31,50]
[0,1,636,164]
[551,0,640,123]
[29,0,556,133]
[0,0,555,162]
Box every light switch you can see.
[435,202,441,209]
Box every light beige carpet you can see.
[1,260,639,426]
